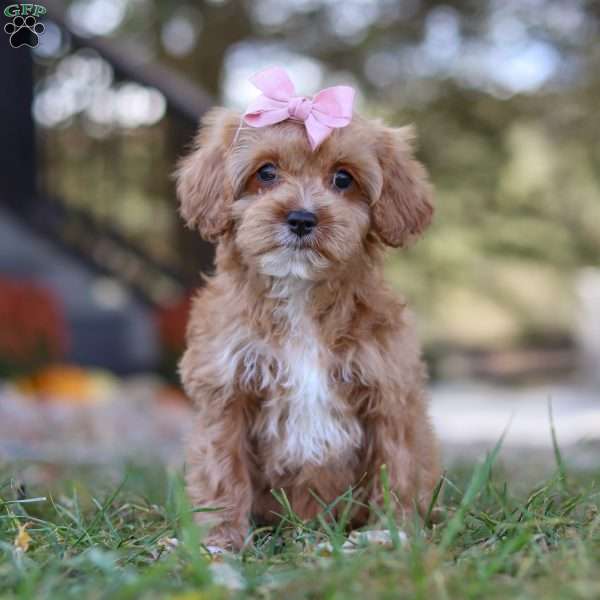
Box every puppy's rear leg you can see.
[185,410,253,551]
[365,399,441,526]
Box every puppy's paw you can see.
[204,525,247,554]
[204,544,231,557]
[315,529,407,556]
[342,528,407,552]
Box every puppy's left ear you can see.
[371,126,434,247]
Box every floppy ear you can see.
[371,126,434,247]
[175,108,239,242]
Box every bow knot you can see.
[242,67,355,151]
[288,96,313,121]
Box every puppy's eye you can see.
[257,163,277,183]
[332,169,353,191]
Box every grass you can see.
[1,446,599,599]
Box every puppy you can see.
[176,76,440,550]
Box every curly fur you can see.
[176,108,440,550]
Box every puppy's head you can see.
[176,107,433,280]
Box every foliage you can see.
[0,278,68,378]
[385,84,599,349]
[35,0,600,352]
[1,450,599,599]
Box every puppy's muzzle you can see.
[287,210,318,238]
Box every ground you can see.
[1,439,599,600]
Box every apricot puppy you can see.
[176,81,440,550]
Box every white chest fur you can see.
[261,316,362,472]
[218,279,362,472]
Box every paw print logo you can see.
[4,15,45,48]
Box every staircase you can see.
[0,3,215,373]
[0,207,158,372]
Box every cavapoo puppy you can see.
[176,67,440,551]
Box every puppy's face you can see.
[177,109,433,280]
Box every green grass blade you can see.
[439,428,506,553]
[548,399,568,490]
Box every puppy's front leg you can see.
[185,404,253,551]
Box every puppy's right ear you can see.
[175,108,239,242]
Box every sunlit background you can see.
[1,0,600,463]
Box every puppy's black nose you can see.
[287,210,318,237]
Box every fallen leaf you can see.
[14,522,32,552]
[157,536,180,552]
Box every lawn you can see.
[1,440,599,600]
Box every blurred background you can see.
[1,0,599,465]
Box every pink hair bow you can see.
[242,66,355,151]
